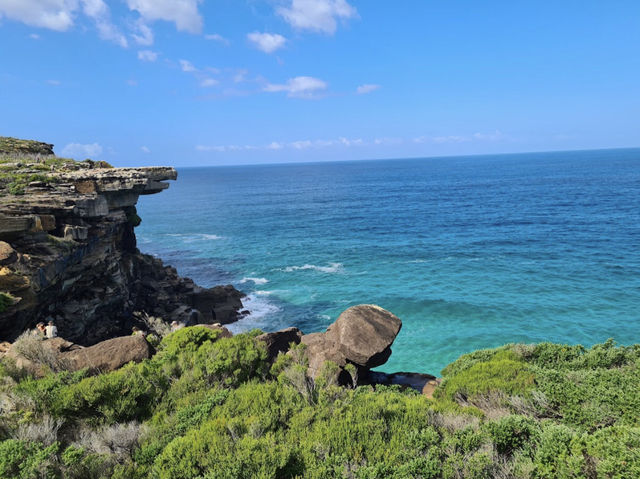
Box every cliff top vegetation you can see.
[1,328,639,478]
[0,136,112,196]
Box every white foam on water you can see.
[226,294,281,334]
[165,233,223,242]
[239,277,269,285]
[281,262,344,274]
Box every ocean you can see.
[136,148,640,375]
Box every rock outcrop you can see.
[61,335,151,372]
[4,335,150,376]
[300,304,402,384]
[257,327,302,362]
[0,147,245,344]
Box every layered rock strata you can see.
[0,163,244,344]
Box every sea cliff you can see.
[0,138,244,344]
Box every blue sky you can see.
[0,1,638,166]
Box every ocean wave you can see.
[281,262,344,274]
[239,277,269,285]
[165,233,223,241]
[226,295,281,335]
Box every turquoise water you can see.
[136,149,640,375]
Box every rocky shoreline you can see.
[0,137,437,394]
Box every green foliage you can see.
[0,172,54,195]
[437,349,536,402]
[486,414,538,455]
[57,361,168,424]
[3,336,640,478]
[0,439,59,478]
[158,325,221,357]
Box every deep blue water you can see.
[136,149,640,374]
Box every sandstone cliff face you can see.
[0,162,244,344]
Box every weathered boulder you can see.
[300,305,402,384]
[326,304,402,368]
[257,327,302,362]
[61,335,150,372]
[0,242,16,265]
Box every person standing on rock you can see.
[35,322,46,338]
[45,320,58,339]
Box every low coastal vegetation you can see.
[1,328,638,478]
[0,136,113,196]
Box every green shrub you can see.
[486,414,538,455]
[0,439,59,478]
[57,361,168,424]
[437,350,536,403]
[158,326,221,357]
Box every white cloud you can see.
[141,146,151,153]
[83,0,128,47]
[0,0,126,46]
[0,0,76,31]
[29,33,40,39]
[472,130,504,141]
[137,50,158,62]
[267,142,284,150]
[264,76,327,98]
[127,79,138,86]
[277,0,357,34]
[356,84,380,94]
[413,131,505,144]
[247,32,286,53]
[205,33,229,45]
[200,77,218,87]
[179,59,197,72]
[196,145,227,152]
[61,142,103,159]
[125,0,203,34]
[131,20,154,45]
[47,79,61,86]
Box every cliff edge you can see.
[0,138,244,344]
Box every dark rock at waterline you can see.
[367,371,439,395]
[257,327,302,362]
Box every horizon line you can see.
[169,145,640,169]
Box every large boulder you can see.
[300,304,402,384]
[326,304,402,368]
[256,327,302,362]
[61,335,150,372]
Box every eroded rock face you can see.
[0,161,245,343]
[300,304,402,384]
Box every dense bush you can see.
[2,330,640,478]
